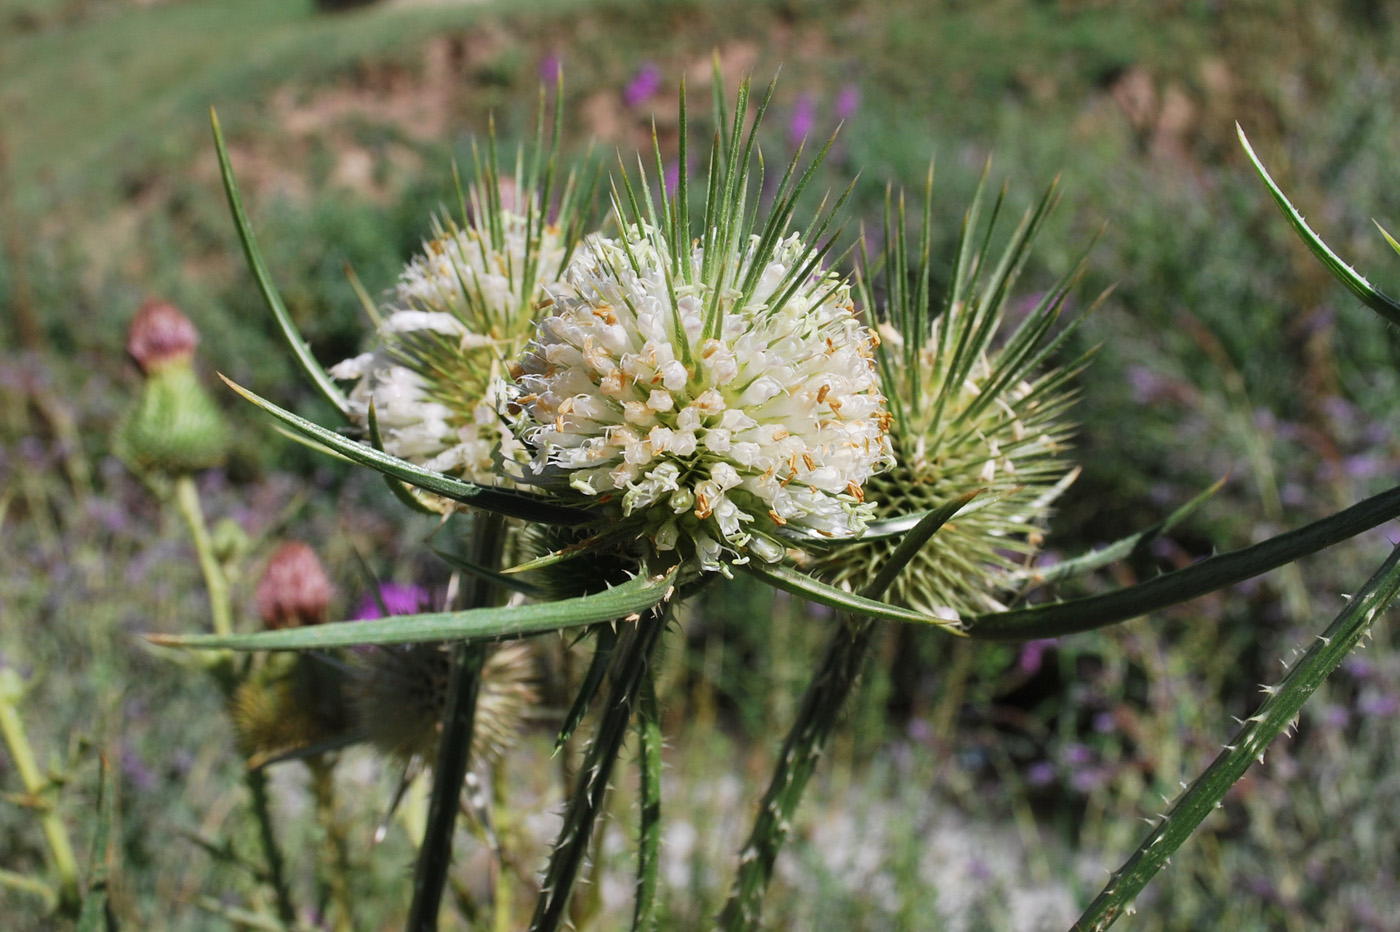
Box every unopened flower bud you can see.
[115,301,229,475]
[126,300,199,374]
[256,542,334,629]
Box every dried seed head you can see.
[351,642,537,767]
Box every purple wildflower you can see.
[623,62,662,108]
[539,52,563,83]
[835,83,860,121]
[1018,637,1057,675]
[789,93,816,146]
[353,582,432,620]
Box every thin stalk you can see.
[633,670,662,932]
[173,474,232,638]
[244,767,298,925]
[406,513,506,932]
[309,758,354,932]
[1072,544,1400,931]
[718,504,966,931]
[716,618,877,932]
[0,670,79,914]
[529,609,668,932]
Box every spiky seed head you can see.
[327,109,594,507]
[351,642,537,767]
[255,541,334,630]
[812,181,1084,618]
[229,655,350,761]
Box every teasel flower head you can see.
[812,172,1091,619]
[115,299,229,475]
[504,78,893,574]
[328,108,597,501]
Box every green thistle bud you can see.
[812,177,1088,619]
[115,300,229,475]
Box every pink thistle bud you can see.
[256,542,334,630]
[126,300,199,374]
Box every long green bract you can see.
[1238,125,1400,327]
[148,565,678,651]
[210,108,349,417]
[221,376,592,527]
[968,483,1400,640]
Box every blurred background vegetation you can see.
[5,0,1400,929]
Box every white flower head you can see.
[330,165,592,498]
[507,225,894,573]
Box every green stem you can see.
[633,669,662,932]
[174,474,233,638]
[1072,544,1400,931]
[716,617,877,932]
[0,670,79,914]
[0,868,56,908]
[718,502,966,930]
[309,758,354,932]
[406,513,505,932]
[245,767,298,926]
[529,610,668,932]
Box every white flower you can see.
[331,209,570,490]
[506,227,894,573]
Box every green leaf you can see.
[220,376,592,527]
[430,547,550,599]
[969,483,1400,640]
[1071,544,1400,932]
[148,565,679,652]
[367,403,445,516]
[1238,125,1400,328]
[744,493,982,628]
[553,625,618,754]
[862,490,983,599]
[210,109,349,416]
[744,559,962,627]
[1028,474,1228,586]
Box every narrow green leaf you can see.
[863,490,983,599]
[1238,125,1400,327]
[1071,544,1400,932]
[210,109,348,415]
[367,403,444,516]
[553,625,618,754]
[969,483,1400,640]
[220,376,591,527]
[148,565,679,652]
[1376,220,1400,258]
[430,547,550,600]
[741,561,963,629]
[1028,475,1228,586]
